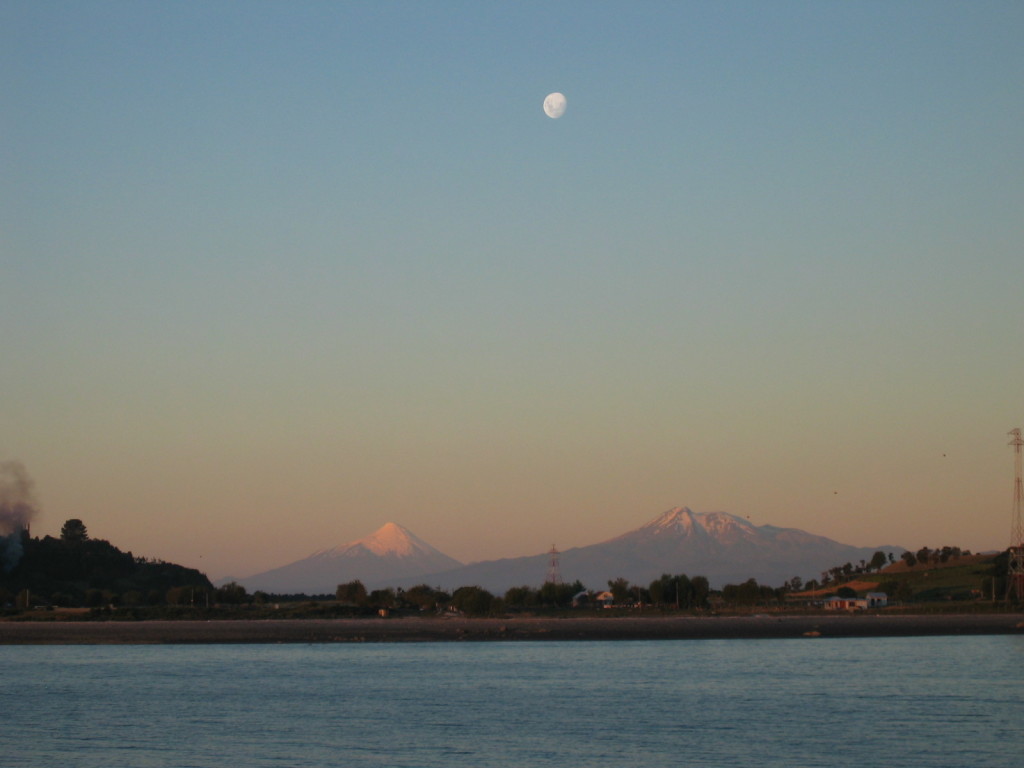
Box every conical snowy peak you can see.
[316,521,454,560]
[238,522,463,594]
[354,522,433,557]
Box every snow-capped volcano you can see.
[239,522,462,595]
[404,507,903,592]
[624,507,758,542]
[311,521,447,560]
[238,508,903,595]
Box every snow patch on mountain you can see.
[312,522,435,559]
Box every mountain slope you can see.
[408,507,903,592]
[238,522,462,594]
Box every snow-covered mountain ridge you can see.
[408,507,903,593]
[237,508,904,595]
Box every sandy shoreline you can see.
[2,613,1023,644]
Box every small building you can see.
[825,596,862,611]
[594,591,615,608]
[825,592,887,611]
[865,592,887,608]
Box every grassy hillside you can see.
[877,554,997,601]
[797,553,1003,603]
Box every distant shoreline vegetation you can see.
[1,519,1018,620]
[0,519,211,613]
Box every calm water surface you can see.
[4,636,1023,767]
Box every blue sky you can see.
[2,2,1022,580]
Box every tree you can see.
[607,578,631,604]
[539,580,580,608]
[722,578,762,605]
[368,588,396,608]
[895,580,914,602]
[674,574,694,608]
[450,585,495,616]
[877,579,899,597]
[403,584,447,612]
[648,574,668,605]
[504,585,539,609]
[166,585,210,606]
[869,551,889,572]
[648,574,694,608]
[690,576,711,610]
[336,580,368,606]
[60,519,89,543]
[216,581,248,605]
[901,551,917,568]
[49,591,74,607]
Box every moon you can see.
[543,92,567,119]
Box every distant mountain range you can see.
[236,508,904,595]
[237,522,462,594]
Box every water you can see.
[3,636,1023,767]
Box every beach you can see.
[2,613,1022,644]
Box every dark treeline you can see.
[5,522,1006,615]
[322,572,742,617]
[324,573,717,617]
[0,519,211,609]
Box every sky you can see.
[2,1,1023,581]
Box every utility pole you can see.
[1007,429,1024,602]
[545,545,562,584]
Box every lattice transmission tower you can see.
[1008,428,1024,602]
[545,545,562,584]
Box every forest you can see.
[0,518,211,609]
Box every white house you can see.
[825,592,887,611]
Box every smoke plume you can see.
[0,461,38,572]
